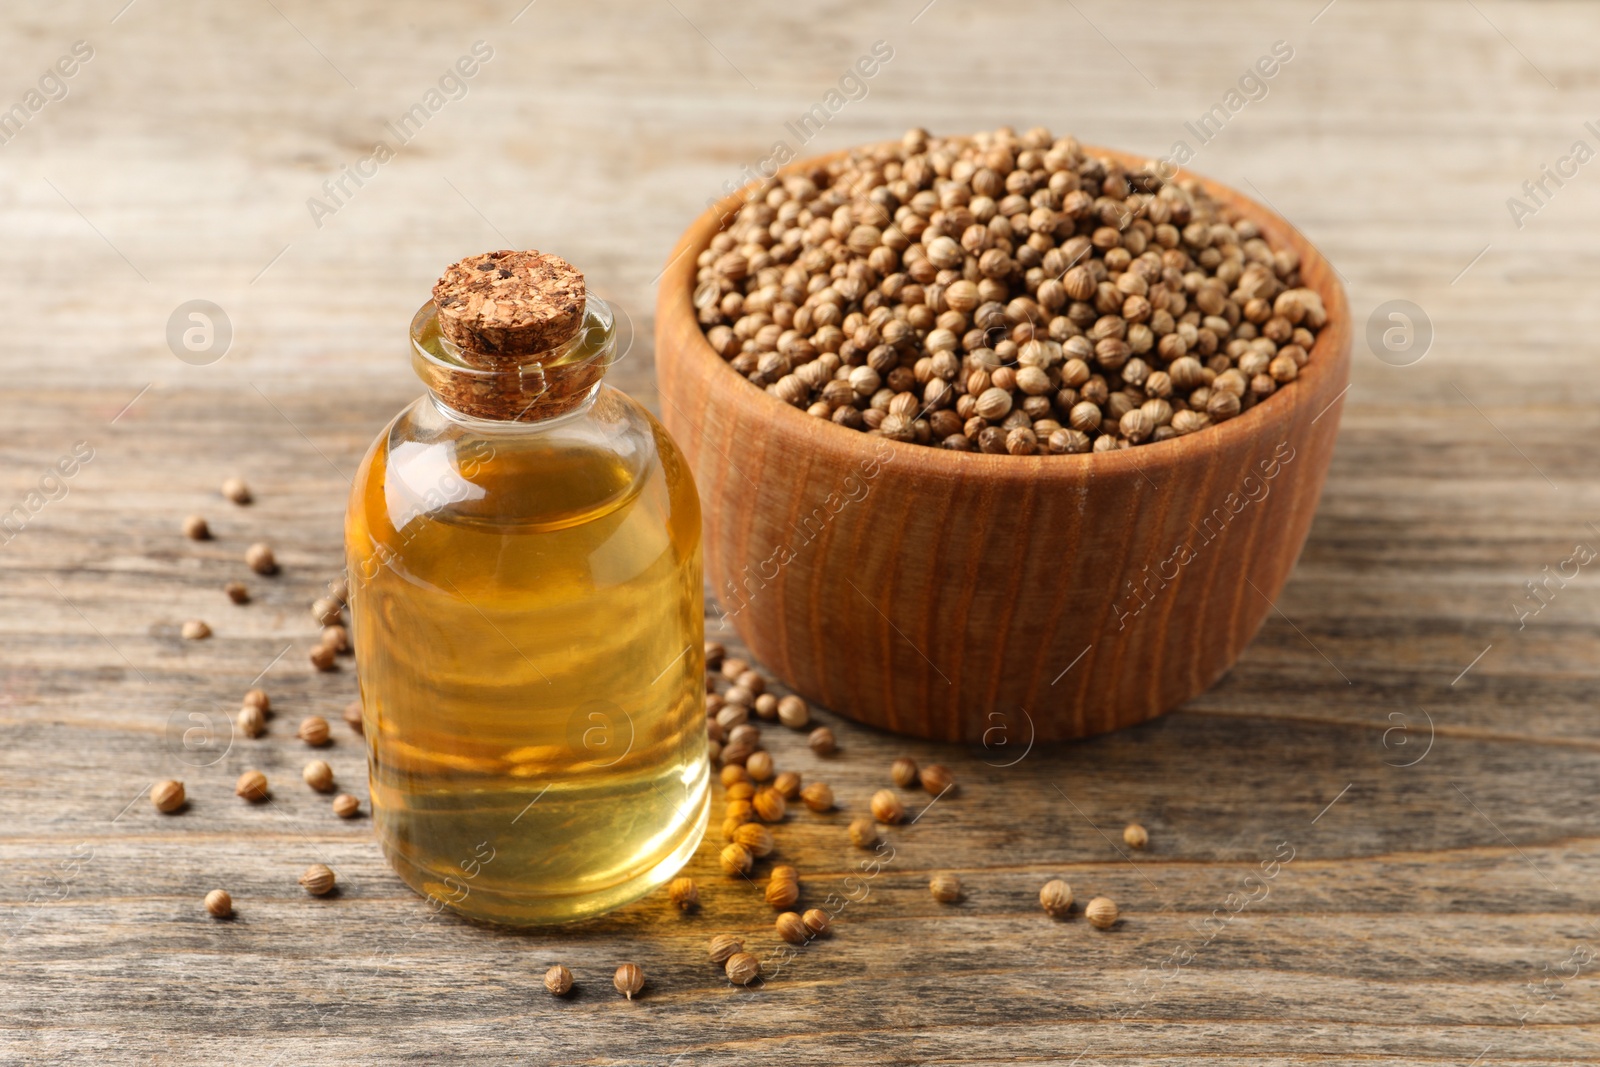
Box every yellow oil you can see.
[345,386,708,925]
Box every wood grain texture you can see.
[656,144,1353,743]
[3,0,1599,1063]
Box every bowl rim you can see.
[657,140,1351,484]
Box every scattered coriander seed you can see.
[919,764,955,796]
[224,581,249,604]
[708,934,745,963]
[745,750,774,782]
[321,625,350,654]
[544,964,573,997]
[772,770,802,799]
[668,876,699,911]
[752,787,787,823]
[1123,823,1149,849]
[765,875,800,910]
[720,842,753,876]
[704,641,725,670]
[929,873,963,904]
[204,889,233,918]
[331,793,360,818]
[342,701,363,735]
[723,684,755,707]
[237,705,265,738]
[753,693,779,720]
[182,515,210,540]
[775,911,808,945]
[302,759,334,793]
[221,477,251,505]
[716,703,750,731]
[733,822,775,858]
[890,757,919,788]
[181,619,211,640]
[770,864,798,883]
[613,963,644,1000]
[799,782,834,812]
[309,643,337,672]
[245,542,276,575]
[298,864,336,896]
[720,764,751,787]
[151,779,185,813]
[242,688,269,712]
[720,656,749,681]
[311,597,342,626]
[808,726,836,756]
[777,695,810,729]
[234,770,269,802]
[736,670,765,696]
[725,799,755,826]
[848,817,879,849]
[327,577,349,604]
[802,908,831,936]
[297,715,330,746]
[725,781,756,801]
[1040,879,1074,918]
[725,951,761,985]
[870,789,905,825]
[1085,895,1120,930]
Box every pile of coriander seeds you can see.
[693,126,1327,454]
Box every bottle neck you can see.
[409,297,616,424]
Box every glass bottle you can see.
[345,254,708,925]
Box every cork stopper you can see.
[431,250,587,363]
[410,255,615,423]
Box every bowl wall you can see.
[656,145,1351,743]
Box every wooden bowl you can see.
[655,145,1351,743]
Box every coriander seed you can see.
[152,779,185,813]
[309,643,337,672]
[332,793,360,818]
[745,750,774,782]
[613,963,644,1000]
[668,876,699,911]
[221,477,251,505]
[1123,823,1149,849]
[720,764,751,788]
[1085,895,1120,929]
[182,515,210,540]
[733,823,775,858]
[298,863,336,896]
[725,951,761,985]
[772,770,801,799]
[777,695,809,729]
[181,620,211,640]
[929,873,963,904]
[311,597,342,626]
[808,726,836,756]
[321,625,349,654]
[224,581,249,604]
[302,759,334,793]
[1040,879,1073,918]
[775,911,808,945]
[297,715,330,746]
[753,693,779,720]
[720,842,753,876]
[234,770,269,802]
[870,789,905,825]
[708,934,744,963]
[242,688,269,712]
[752,787,787,823]
[237,705,265,738]
[704,641,725,669]
[799,782,834,812]
[765,875,799,910]
[245,542,276,575]
[848,817,879,849]
[342,700,363,735]
[890,757,919,789]
[544,964,573,996]
[802,908,831,935]
[919,764,955,796]
[204,889,233,918]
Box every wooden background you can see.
[3,0,1598,1063]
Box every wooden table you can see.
[4,1,1597,1062]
